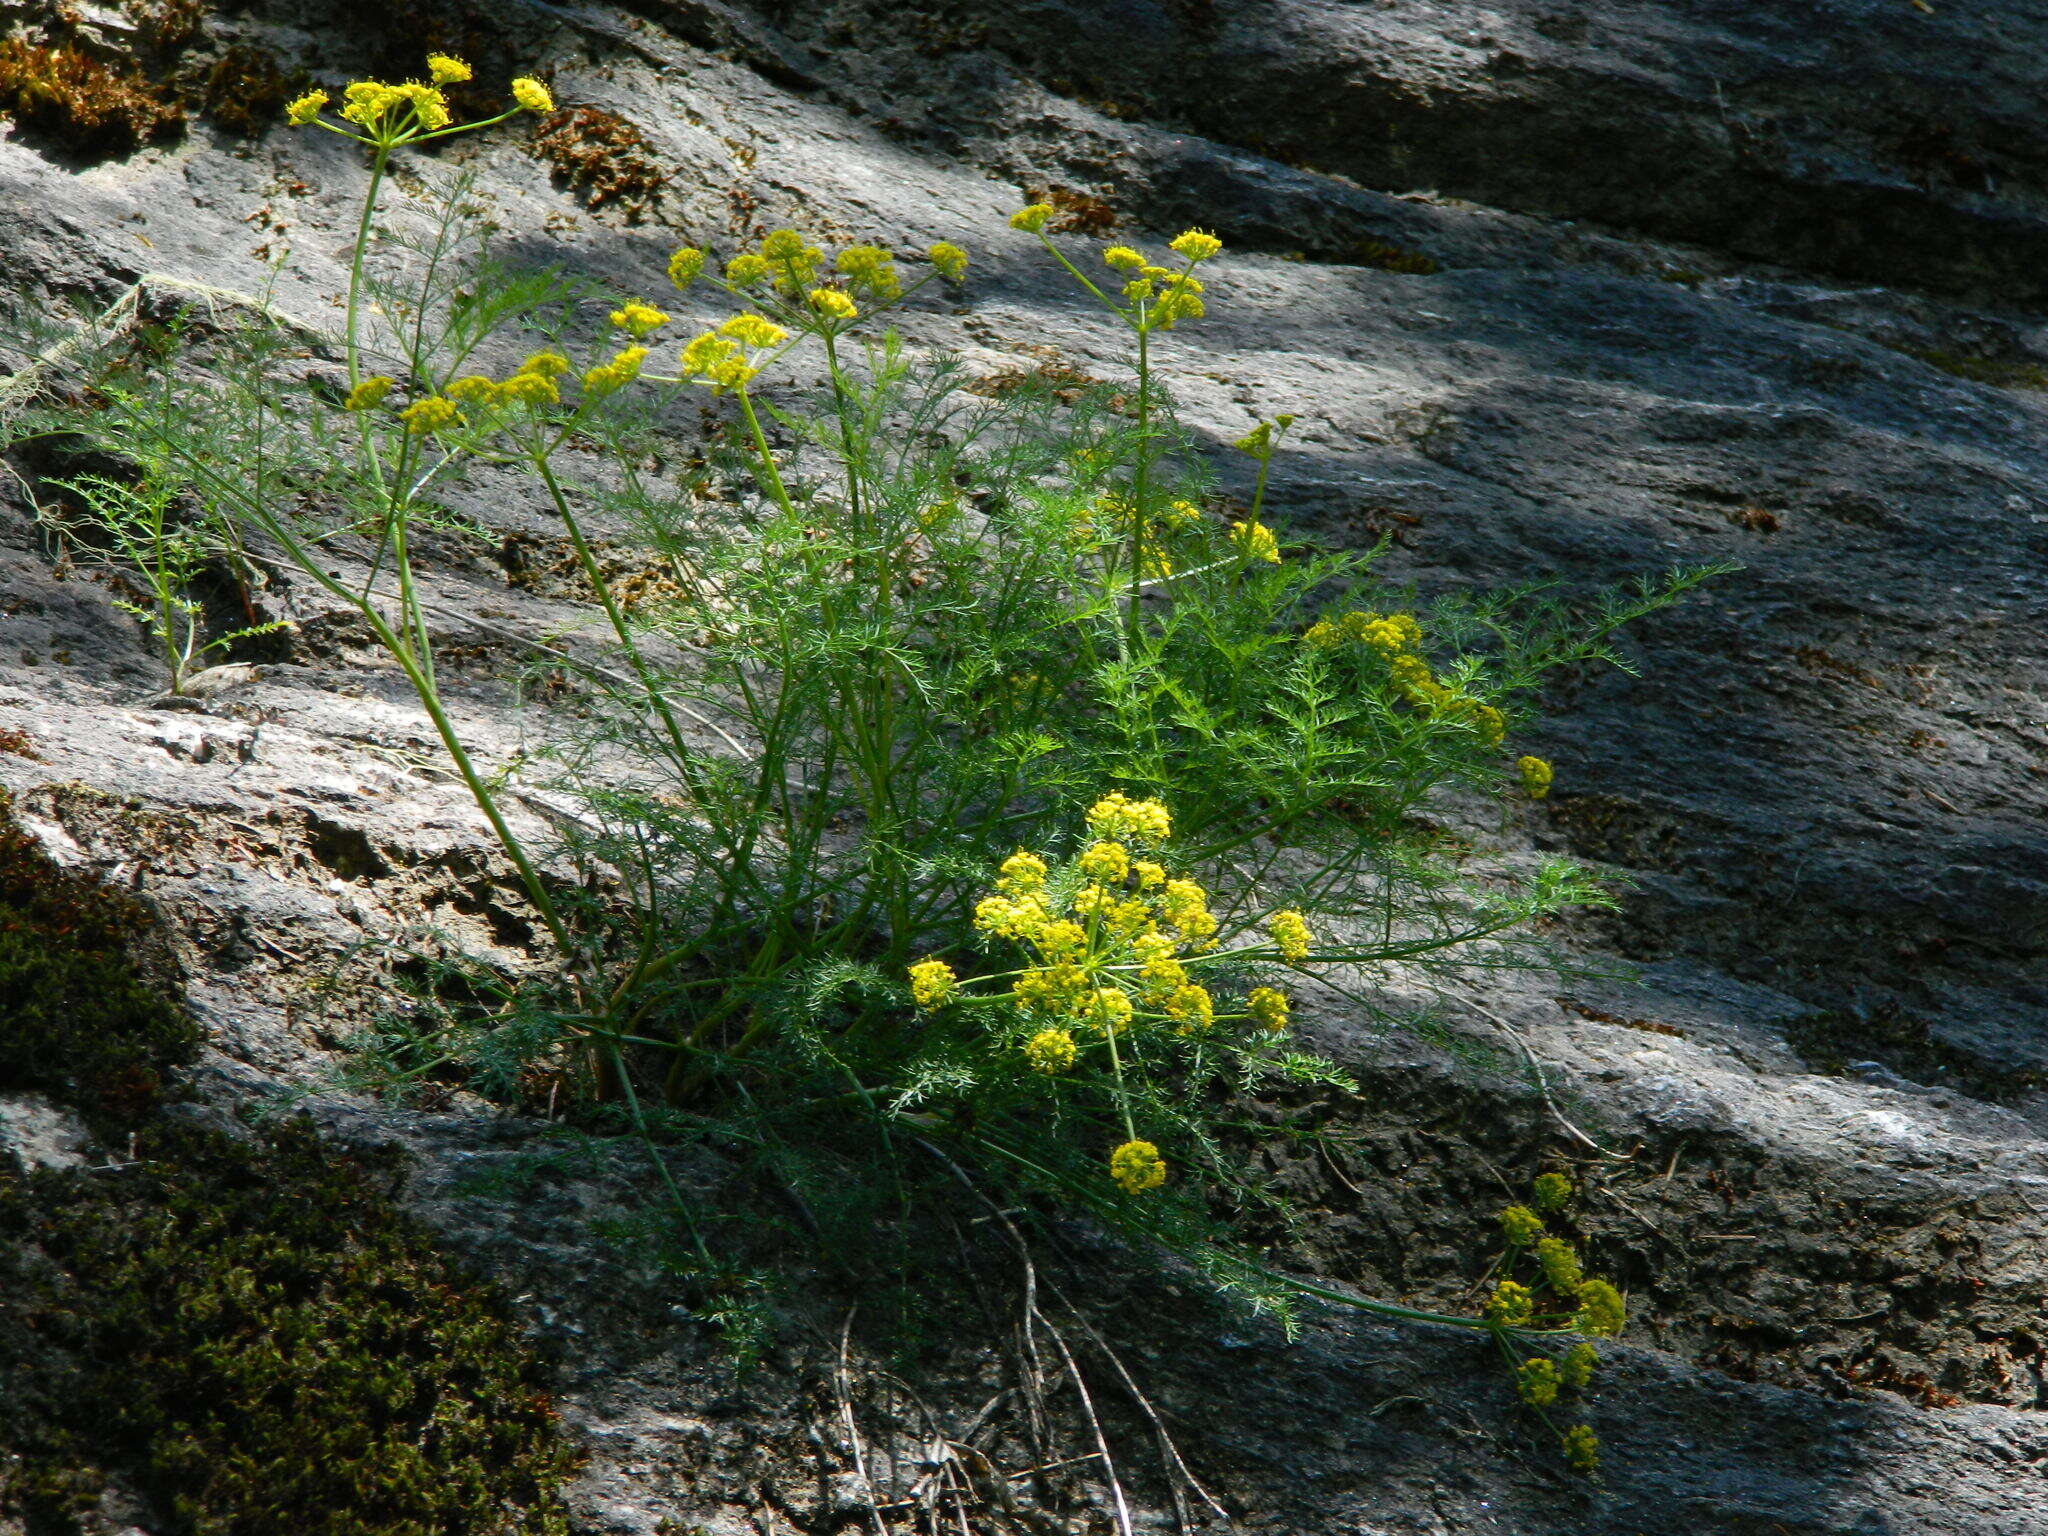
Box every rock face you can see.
[3,1,2048,1533]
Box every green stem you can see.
[343,146,391,388]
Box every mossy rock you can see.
[0,1119,576,1535]
[0,791,198,1126]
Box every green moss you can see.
[201,45,304,137]
[1898,345,2048,391]
[0,1119,576,1535]
[0,37,183,158]
[0,791,198,1126]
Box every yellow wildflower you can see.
[511,76,554,113]
[284,89,328,125]
[1389,652,1435,700]
[1077,841,1131,885]
[726,252,771,286]
[610,301,670,338]
[393,82,451,132]
[1574,1279,1626,1337]
[427,54,472,85]
[1109,1139,1167,1194]
[1484,1279,1535,1327]
[1230,520,1280,563]
[927,241,968,281]
[1561,1342,1598,1390]
[1010,203,1056,233]
[1303,619,1343,649]
[989,851,1049,898]
[997,850,1049,896]
[343,375,393,411]
[1164,983,1214,1031]
[1087,988,1134,1033]
[1536,1238,1584,1293]
[1169,228,1223,261]
[809,288,858,320]
[760,228,805,258]
[1161,879,1217,946]
[907,958,957,1009]
[836,244,900,298]
[1517,1357,1561,1408]
[1123,277,1156,304]
[719,313,789,348]
[1499,1205,1545,1246]
[1233,415,1294,460]
[1267,909,1311,963]
[1023,1027,1077,1074]
[667,246,706,289]
[1532,1172,1573,1211]
[1561,1425,1599,1475]
[445,375,502,407]
[582,345,649,396]
[975,894,1049,941]
[1085,792,1171,845]
[1013,963,1089,1016]
[1132,860,1166,891]
[1105,899,1152,939]
[1102,245,1145,269]
[340,80,402,128]
[1246,986,1289,1031]
[500,371,559,406]
[1470,703,1506,748]
[1152,289,1205,327]
[1033,919,1089,960]
[400,396,461,435]
[1518,755,1554,800]
[518,351,570,378]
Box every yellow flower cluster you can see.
[340,79,451,132]
[809,288,858,320]
[1518,755,1554,799]
[1573,1279,1626,1337]
[1532,1171,1573,1210]
[677,314,780,395]
[927,241,969,281]
[1535,1237,1584,1293]
[582,345,649,397]
[835,244,901,301]
[1561,1425,1599,1474]
[610,301,670,338]
[1233,414,1294,461]
[1302,609,1508,747]
[286,89,328,125]
[1560,1341,1598,1390]
[1009,203,1055,233]
[1245,986,1289,1031]
[1169,228,1223,262]
[1267,908,1311,963]
[511,77,554,113]
[343,375,393,411]
[1109,1139,1167,1194]
[908,958,957,1009]
[427,54,472,85]
[400,396,461,435]
[1085,792,1171,845]
[667,246,706,289]
[1516,1356,1560,1408]
[1499,1204,1545,1246]
[1024,1027,1077,1074]
[1229,520,1280,563]
[1484,1279,1535,1327]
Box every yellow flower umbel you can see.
[1109,1139,1167,1194]
[1499,1205,1545,1247]
[1084,792,1171,845]
[809,287,858,321]
[582,345,649,397]
[291,58,560,152]
[1573,1279,1626,1337]
[285,89,328,125]
[1267,909,1311,963]
[1532,1172,1573,1211]
[667,246,706,289]
[511,76,554,113]
[343,375,393,411]
[1229,520,1280,563]
[609,301,670,338]
[1560,1342,1598,1390]
[1024,1027,1077,1074]
[1009,203,1055,232]
[835,244,900,301]
[996,850,1049,896]
[426,54,472,85]
[1518,755,1554,800]
[399,396,461,435]
[1245,986,1289,1031]
[1516,1357,1560,1408]
[1484,1279,1534,1327]
[907,958,957,1009]
[1168,228,1223,262]
[927,241,968,281]
[1561,1425,1599,1475]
